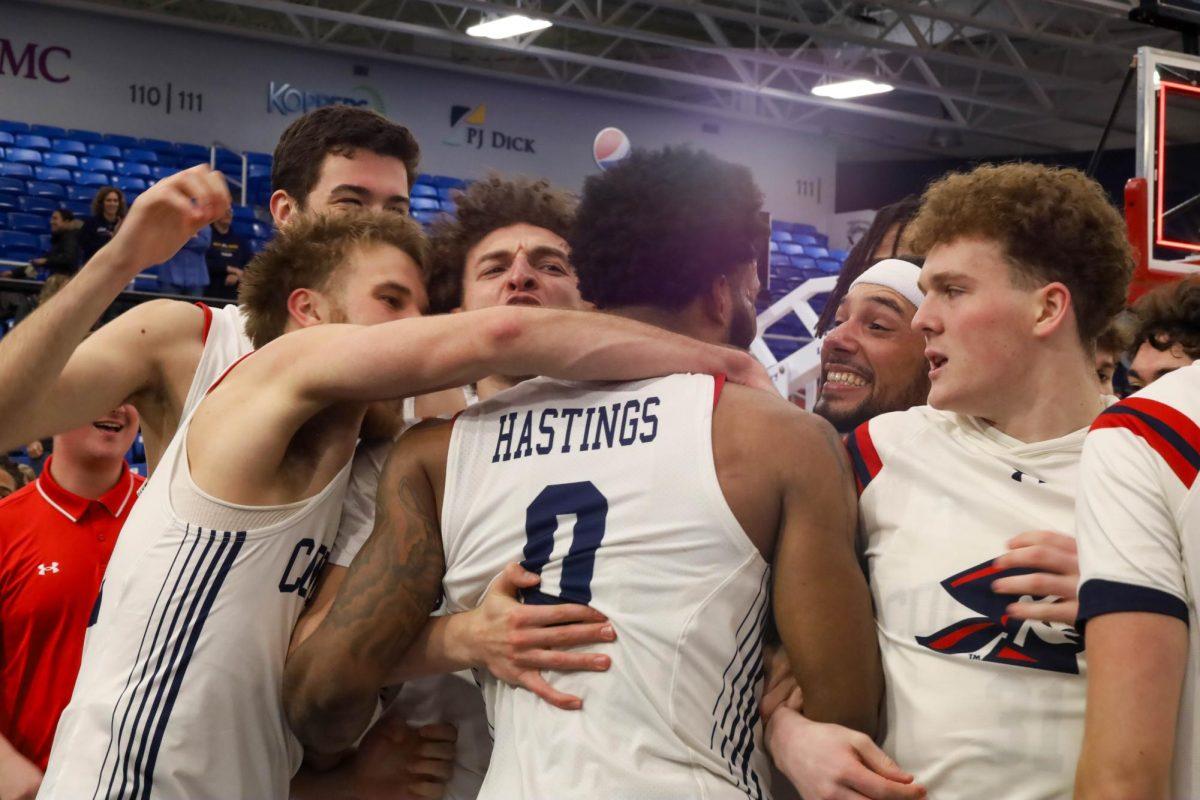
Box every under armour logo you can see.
[1010,469,1046,485]
[37,562,60,575]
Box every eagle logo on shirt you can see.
[916,558,1082,674]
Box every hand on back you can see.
[105,165,230,278]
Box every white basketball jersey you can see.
[442,374,773,800]
[848,407,1090,799]
[39,370,353,800]
[1077,363,1200,797]
[181,303,254,420]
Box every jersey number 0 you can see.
[520,481,608,605]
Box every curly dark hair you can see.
[426,174,576,313]
[816,195,922,335]
[239,210,429,348]
[272,106,421,207]
[90,186,127,220]
[1130,275,1200,359]
[908,162,1133,346]
[570,146,767,310]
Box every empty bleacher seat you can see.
[410,197,440,212]
[829,248,849,261]
[34,166,71,183]
[410,209,439,226]
[116,162,152,178]
[0,229,38,252]
[116,177,147,193]
[779,243,805,256]
[28,181,65,199]
[768,241,779,253]
[29,125,66,138]
[249,237,270,254]
[66,185,95,201]
[411,184,438,199]
[0,133,12,148]
[5,213,43,233]
[769,254,791,270]
[150,165,178,181]
[66,129,102,142]
[815,259,841,274]
[65,199,91,216]
[138,138,175,154]
[18,196,57,214]
[122,148,158,164]
[244,151,272,165]
[15,135,51,151]
[802,246,829,259]
[5,149,41,165]
[44,152,80,169]
[51,139,87,156]
[791,223,817,235]
[0,177,24,195]
[0,163,34,179]
[429,175,465,190]
[790,256,818,271]
[174,143,209,162]
[102,134,138,148]
[78,157,115,174]
[793,234,817,246]
[0,197,17,213]
[231,220,268,239]
[0,121,30,134]
[76,172,110,188]
[439,200,456,213]
[772,230,792,243]
[246,163,270,180]
[435,187,458,201]
[38,234,51,251]
[86,143,122,159]
[232,205,256,222]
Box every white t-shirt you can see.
[850,406,1090,799]
[1076,363,1200,798]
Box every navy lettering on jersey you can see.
[279,538,330,598]
[492,397,661,463]
[520,481,608,605]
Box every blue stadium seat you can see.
[34,166,71,183]
[790,223,817,235]
[0,196,18,213]
[66,185,95,201]
[410,209,439,226]
[76,172,110,188]
[65,199,91,216]
[51,139,87,156]
[14,135,51,151]
[0,132,12,148]
[245,151,272,165]
[778,243,805,256]
[812,233,828,248]
[802,246,829,259]
[38,234,51,251]
[816,258,841,274]
[18,196,57,214]
[772,230,792,243]
[115,161,152,177]
[174,143,210,162]
[138,138,175,154]
[6,213,44,233]
[793,234,817,246]
[410,197,440,212]
[790,256,817,270]
[78,157,115,174]
[30,125,66,138]
[0,178,26,195]
[102,134,139,148]
[86,143,121,159]
[5,149,41,165]
[0,163,34,179]
[246,163,270,180]
[439,200,456,213]
[0,230,38,251]
[411,184,438,199]
[769,254,791,269]
[150,165,178,181]
[250,237,270,254]
[430,175,466,190]
[829,248,848,261]
[116,177,147,193]
[43,152,79,169]
[232,205,256,222]
[768,241,779,253]
[66,129,103,143]
[436,186,458,201]
[28,182,65,199]
[122,148,158,164]
[0,121,30,134]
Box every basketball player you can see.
[1127,274,1200,389]
[1074,362,1199,799]
[37,205,767,799]
[812,258,930,433]
[0,105,422,468]
[769,163,1133,800]
[284,146,881,799]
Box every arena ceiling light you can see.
[811,79,895,100]
[467,14,553,40]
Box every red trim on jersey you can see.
[951,563,1002,588]
[194,302,213,346]
[204,352,254,396]
[996,646,1036,663]
[1091,397,1200,488]
[928,621,991,650]
[845,422,883,495]
[712,373,727,409]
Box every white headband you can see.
[849,258,924,310]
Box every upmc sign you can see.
[0,39,71,83]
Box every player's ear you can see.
[702,273,733,329]
[1032,281,1072,340]
[270,190,299,228]
[287,288,331,329]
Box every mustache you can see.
[821,355,876,382]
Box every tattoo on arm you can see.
[284,467,445,754]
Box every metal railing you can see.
[751,275,836,402]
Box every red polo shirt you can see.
[0,456,143,769]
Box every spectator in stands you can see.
[1094,317,1132,396]
[816,195,921,336]
[1127,274,1200,389]
[0,456,24,499]
[155,225,212,297]
[78,187,126,261]
[206,206,251,300]
[22,439,49,476]
[812,257,930,433]
[0,405,141,800]
[30,209,81,277]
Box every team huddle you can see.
[1,105,1195,800]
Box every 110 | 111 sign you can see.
[129,81,204,115]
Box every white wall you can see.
[0,3,835,230]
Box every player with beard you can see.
[284,147,880,799]
[812,259,930,433]
[767,163,1133,800]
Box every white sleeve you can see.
[1076,425,1189,628]
[327,440,390,567]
